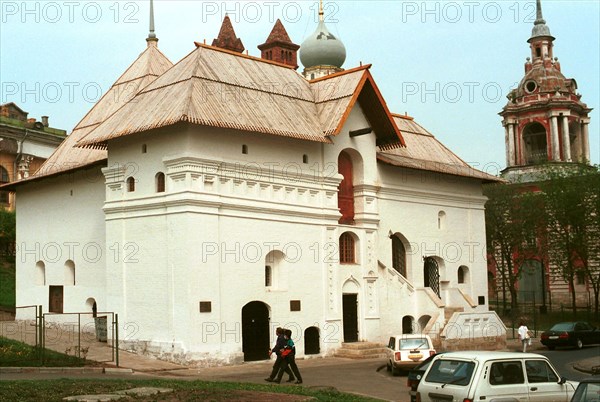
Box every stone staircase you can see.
[334,342,387,359]
[444,306,464,322]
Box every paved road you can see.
[537,345,600,381]
[1,357,410,401]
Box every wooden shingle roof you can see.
[78,45,405,151]
[378,114,503,182]
[7,42,173,187]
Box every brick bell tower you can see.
[500,0,592,182]
[258,19,300,69]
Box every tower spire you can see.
[529,0,553,41]
[147,0,158,43]
[319,0,324,22]
[535,0,545,25]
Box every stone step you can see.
[340,342,384,350]
[335,342,387,359]
[335,351,387,359]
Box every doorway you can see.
[342,294,358,342]
[241,301,270,361]
[49,286,63,313]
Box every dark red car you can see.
[540,321,600,350]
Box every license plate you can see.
[549,336,559,339]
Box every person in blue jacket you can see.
[265,327,294,382]
[274,328,303,384]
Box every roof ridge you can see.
[309,64,371,83]
[194,42,295,69]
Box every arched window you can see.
[458,265,469,284]
[126,177,135,192]
[265,265,272,287]
[523,122,548,164]
[424,257,440,298]
[155,172,165,193]
[64,260,75,286]
[392,235,407,277]
[265,250,286,289]
[438,211,446,230]
[35,261,45,286]
[338,152,354,224]
[339,232,355,264]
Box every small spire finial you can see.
[534,0,546,25]
[147,0,157,42]
[319,0,324,22]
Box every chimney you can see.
[41,116,49,127]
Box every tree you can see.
[484,183,544,314]
[538,164,600,315]
[0,208,16,257]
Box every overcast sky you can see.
[1,0,598,173]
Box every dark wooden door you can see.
[338,152,354,224]
[49,286,63,313]
[304,326,320,355]
[342,294,358,342]
[241,301,270,361]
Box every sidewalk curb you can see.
[0,367,105,374]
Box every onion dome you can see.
[299,7,346,69]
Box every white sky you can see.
[1,0,598,173]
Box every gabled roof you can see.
[311,66,405,150]
[378,114,503,183]
[77,45,405,151]
[5,42,173,188]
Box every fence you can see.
[489,289,598,337]
[1,305,120,367]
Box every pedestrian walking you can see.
[518,321,531,352]
[265,327,294,383]
[275,329,303,384]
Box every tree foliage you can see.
[485,164,600,315]
[0,208,16,257]
[484,182,544,313]
[537,164,600,314]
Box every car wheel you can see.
[547,346,555,350]
[392,366,401,376]
[576,338,583,349]
[386,361,391,372]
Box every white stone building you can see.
[5,3,504,365]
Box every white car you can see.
[416,351,578,402]
[385,334,436,375]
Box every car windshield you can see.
[572,382,600,402]
[549,323,575,331]
[400,338,429,350]
[424,359,475,386]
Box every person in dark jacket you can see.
[265,327,294,382]
[274,329,303,384]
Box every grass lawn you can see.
[0,379,380,402]
[0,258,15,308]
[0,337,91,367]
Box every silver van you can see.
[416,351,578,402]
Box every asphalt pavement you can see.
[1,321,599,402]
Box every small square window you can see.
[199,301,212,313]
[478,296,485,305]
[290,300,301,311]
